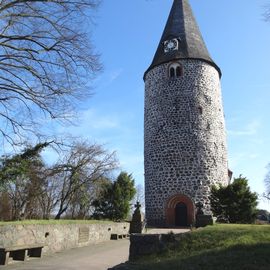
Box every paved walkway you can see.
[146,228,190,234]
[1,229,190,270]
[2,239,129,270]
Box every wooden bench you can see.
[0,244,44,265]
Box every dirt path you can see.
[2,239,129,270]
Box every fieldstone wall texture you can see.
[129,233,186,261]
[0,222,129,254]
[144,59,228,226]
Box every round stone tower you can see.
[144,0,229,227]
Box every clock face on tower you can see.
[164,38,178,53]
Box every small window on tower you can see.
[170,67,175,78]
[176,66,182,77]
[168,62,182,79]
[198,106,203,115]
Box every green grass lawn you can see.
[0,219,115,226]
[128,224,270,270]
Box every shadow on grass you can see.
[109,243,270,270]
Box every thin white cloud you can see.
[248,153,259,159]
[228,152,245,168]
[118,153,144,185]
[93,68,124,90]
[228,151,259,169]
[247,83,270,88]
[228,119,261,136]
[120,154,144,168]
[109,68,123,82]
[80,109,120,130]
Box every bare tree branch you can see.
[264,164,270,201]
[0,0,101,146]
[263,3,270,21]
[0,139,118,220]
[46,140,118,219]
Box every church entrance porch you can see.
[165,194,195,227]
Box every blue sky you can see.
[26,0,270,210]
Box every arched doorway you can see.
[165,194,195,227]
[175,202,188,226]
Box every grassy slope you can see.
[0,220,114,226]
[130,224,270,270]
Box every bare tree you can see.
[264,164,270,200]
[50,141,118,219]
[67,177,108,219]
[0,140,118,220]
[38,170,61,219]
[264,4,270,21]
[0,191,11,220]
[0,0,101,145]
[5,165,45,220]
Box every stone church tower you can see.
[144,0,229,227]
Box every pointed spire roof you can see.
[145,0,221,78]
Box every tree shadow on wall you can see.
[108,243,270,270]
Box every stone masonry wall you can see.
[0,222,129,254]
[144,59,228,226]
[129,233,185,261]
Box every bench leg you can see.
[11,250,26,261]
[28,247,43,258]
[0,250,9,265]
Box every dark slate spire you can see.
[145,0,221,78]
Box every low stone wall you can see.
[109,232,190,269]
[129,232,187,261]
[0,222,129,255]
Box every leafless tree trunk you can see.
[0,0,101,146]
[0,191,11,221]
[38,174,60,219]
[67,178,107,219]
[5,166,45,220]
